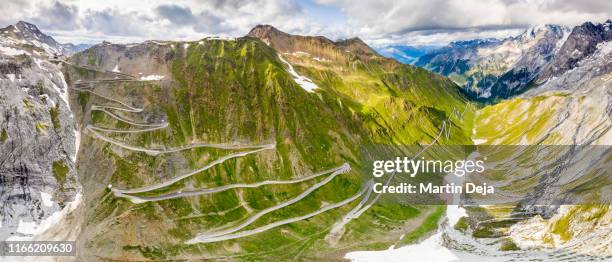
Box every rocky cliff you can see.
[0,21,80,241]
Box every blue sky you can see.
[0,0,610,46]
[298,0,345,28]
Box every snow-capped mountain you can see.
[416,24,574,100]
[536,20,612,83]
[0,21,89,57]
[0,21,81,241]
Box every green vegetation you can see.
[67,36,477,260]
[49,104,61,129]
[35,122,48,134]
[397,206,446,246]
[499,238,520,251]
[454,216,469,232]
[78,92,89,110]
[52,160,69,190]
[550,205,609,242]
[23,99,34,110]
[0,128,7,142]
[472,227,497,238]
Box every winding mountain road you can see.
[87,125,274,156]
[87,122,169,133]
[113,163,350,203]
[71,85,143,112]
[109,142,276,195]
[187,180,372,244]
[90,106,165,127]
[186,163,351,240]
[326,119,451,241]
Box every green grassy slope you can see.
[67,37,475,260]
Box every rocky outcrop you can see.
[0,22,80,241]
[536,20,612,83]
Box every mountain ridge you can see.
[248,24,385,63]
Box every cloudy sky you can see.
[1,0,611,46]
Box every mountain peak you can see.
[0,21,87,56]
[521,24,570,39]
[248,24,287,37]
[335,37,377,57]
[16,20,40,31]
[246,24,381,63]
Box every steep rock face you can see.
[416,24,572,100]
[69,41,173,78]
[0,22,80,240]
[536,20,612,83]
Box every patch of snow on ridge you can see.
[112,64,120,72]
[8,193,82,241]
[277,54,318,93]
[73,128,81,162]
[40,192,53,207]
[140,75,165,81]
[0,45,28,56]
[54,71,70,106]
[206,36,236,41]
[16,221,39,235]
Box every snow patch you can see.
[40,192,53,207]
[473,138,488,145]
[345,232,461,262]
[73,128,81,162]
[112,64,120,72]
[313,57,329,62]
[206,36,236,41]
[0,45,28,56]
[16,220,39,235]
[53,71,70,106]
[8,193,82,240]
[139,75,165,81]
[277,54,318,93]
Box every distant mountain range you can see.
[413,20,612,101]
[374,45,442,64]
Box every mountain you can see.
[247,24,381,62]
[0,21,81,241]
[0,21,90,56]
[61,43,92,54]
[416,24,572,100]
[59,24,474,260]
[449,21,612,259]
[0,20,609,261]
[536,20,612,83]
[374,45,442,65]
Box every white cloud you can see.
[0,0,331,44]
[0,0,609,45]
[317,0,610,35]
[367,28,526,47]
